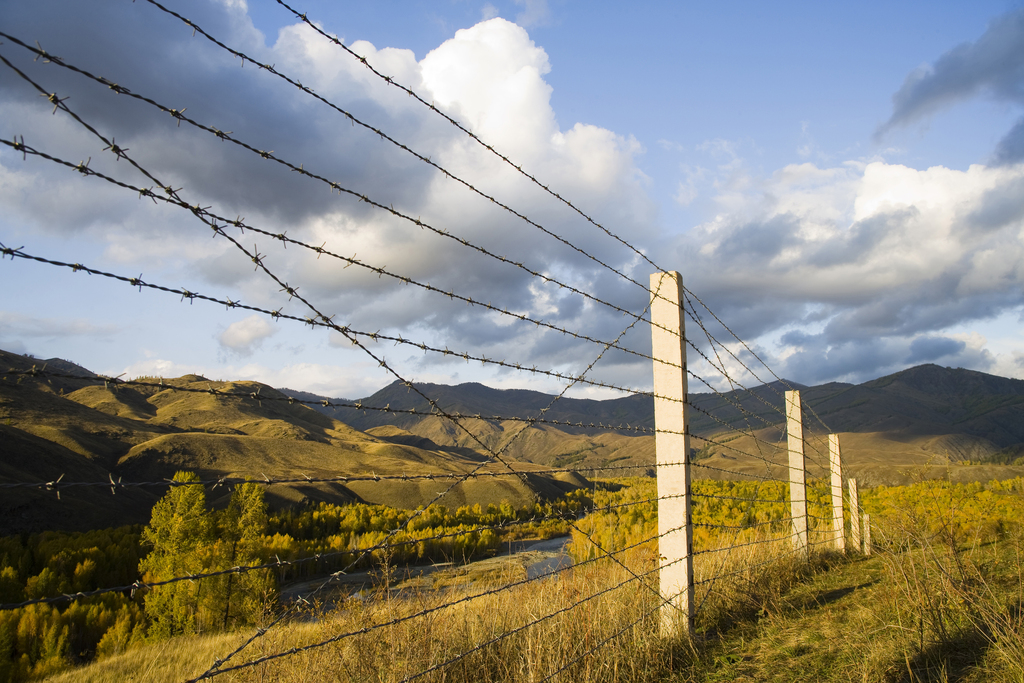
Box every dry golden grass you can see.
[42,631,252,683]
[48,532,839,683]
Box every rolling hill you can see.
[0,349,587,533]
[6,345,1024,534]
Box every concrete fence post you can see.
[649,271,693,637]
[849,478,861,553]
[785,390,808,557]
[863,513,872,556]
[829,434,845,552]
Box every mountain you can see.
[0,349,587,534]
[285,364,1024,487]
[5,343,1023,536]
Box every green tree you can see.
[215,482,273,629]
[139,471,212,638]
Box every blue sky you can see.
[1,0,1023,399]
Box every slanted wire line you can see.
[684,361,786,431]
[683,289,835,436]
[686,360,830,468]
[0,365,810,457]
[1,33,677,373]
[126,7,821,467]
[685,294,787,605]
[0,35,687,347]
[185,527,678,682]
[5,30,829,675]
[7,36,803,423]
[270,3,806,432]
[682,291,788,399]
[683,296,787,426]
[275,0,669,284]
[686,403,810,476]
[692,406,828,477]
[274,0,820,412]
[0,69,660,676]
[533,601,661,683]
[4,31,811,421]
[0,233,668,406]
[0,146,747,411]
[0,491,683,612]
[0,366,660,438]
[681,294,834,468]
[685,345,801,446]
[682,296,787,410]
[396,552,680,683]
[276,0,818,457]
[690,461,785,483]
[0,127,686,408]
[195,199,667,678]
[140,0,674,321]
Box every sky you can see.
[1,0,1023,401]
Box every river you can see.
[280,535,574,609]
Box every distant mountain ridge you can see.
[4,344,1023,537]
[285,363,1024,449]
[283,364,1024,484]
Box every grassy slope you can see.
[47,544,1023,683]
[0,350,585,532]
[677,545,1023,683]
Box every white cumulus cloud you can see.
[218,315,277,356]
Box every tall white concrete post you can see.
[849,478,861,553]
[829,434,845,552]
[785,391,808,557]
[649,271,693,637]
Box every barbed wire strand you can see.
[0,33,689,347]
[139,0,686,324]
[0,26,841,680]
[189,210,669,679]
[0,233,827,451]
[273,0,670,291]
[682,291,835,436]
[0,490,695,612]
[0,49,814,459]
[0,57,677,676]
[0,35,811,443]
[269,1,828,469]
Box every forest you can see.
[3,475,1024,681]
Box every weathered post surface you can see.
[829,434,845,552]
[863,513,872,556]
[786,391,808,557]
[849,478,861,553]
[649,271,694,637]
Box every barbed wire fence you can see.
[0,6,860,682]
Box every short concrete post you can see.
[786,391,808,557]
[862,513,872,556]
[849,478,861,553]
[649,271,693,637]
[829,434,845,552]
